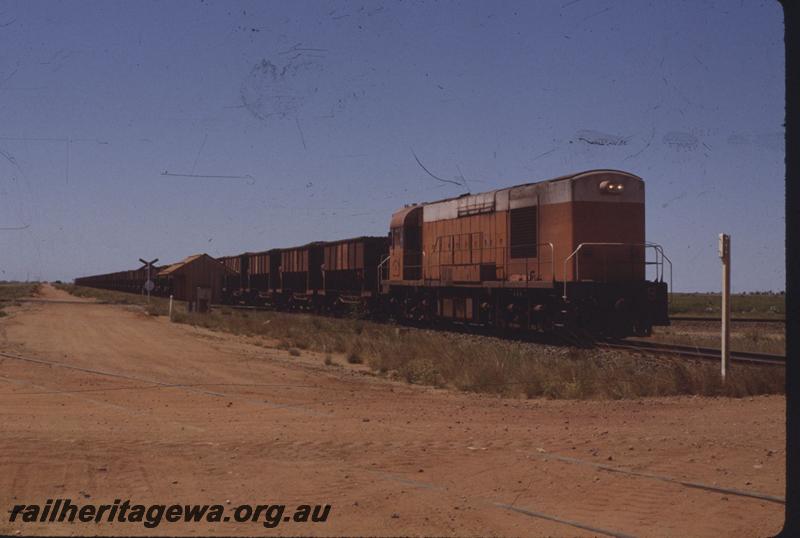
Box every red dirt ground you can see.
[0,285,786,536]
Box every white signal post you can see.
[139,258,159,304]
[718,234,731,382]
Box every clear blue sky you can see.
[0,0,784,292]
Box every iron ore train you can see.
[75,169,671,337]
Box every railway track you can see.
[600,339,786,366]
[669,315,784,323]
[217,303,785,324]
[211,303,786,367]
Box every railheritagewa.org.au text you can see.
[8,498,331,529]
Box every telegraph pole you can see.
[139,258,159,304]
[718,234,731,382]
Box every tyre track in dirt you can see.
[1,353,784,507]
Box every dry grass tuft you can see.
[347,352,363,364]
[670,292,784,318]
[647,321,785,355]
[0,282,41,301]
[54,283,174,312]
[0,282,41,316]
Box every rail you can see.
[562,242,671,300]
[669,315,784,323]
[599,339,785,366]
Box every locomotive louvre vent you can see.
[510,206,537,258]
[457,193,495,217]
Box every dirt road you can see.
[0,285,786,536]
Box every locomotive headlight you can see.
[599,180,625,194]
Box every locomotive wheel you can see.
[632,322,653,337]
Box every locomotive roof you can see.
[158,253,237,276]
[405,169,642,208]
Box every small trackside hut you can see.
[157,254,236,311]
[381,169,670,337]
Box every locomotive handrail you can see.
[562,242,669,300]
[645,241,672,304]
[377,255,391,286]
[546,242,555,281]
[644,242,665,280]
[532,242,555,283]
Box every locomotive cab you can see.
[389,205,423,282]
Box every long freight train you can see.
[76,169,671,337]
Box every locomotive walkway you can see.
[0,285,785,536]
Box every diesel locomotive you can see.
[382,169,670,336]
